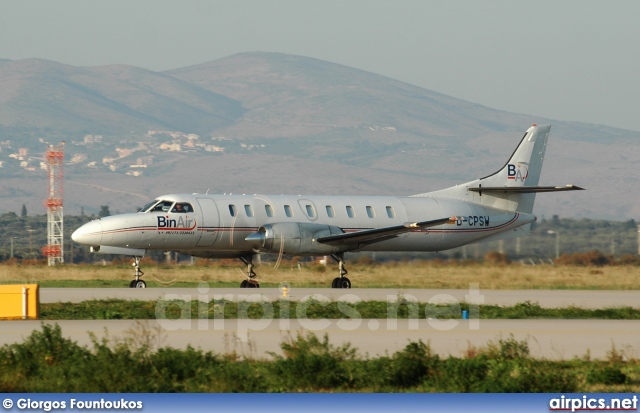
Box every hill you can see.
[0,52,637,220]
[0,59,244,135]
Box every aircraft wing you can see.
[317,216,457,246]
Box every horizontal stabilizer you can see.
[317,216,457,246]
[468,185,585,194]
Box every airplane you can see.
[71,124,583,289]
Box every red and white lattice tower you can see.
[42,142,65,265]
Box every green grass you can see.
[39,299,640,320]
[1,323,638,392]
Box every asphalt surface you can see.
[2,287,636,360]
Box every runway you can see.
[3,288,636,360]
[40,287,640,309]
[1,319,640,360]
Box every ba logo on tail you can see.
[507,162,529,182]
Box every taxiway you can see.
[3,287,637,360]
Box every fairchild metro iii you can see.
[72,124,582,288]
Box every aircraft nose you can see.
[71,220,103,246]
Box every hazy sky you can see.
[1,0,639,131]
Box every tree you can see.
[99,205,111,218]
[21,204,27,217]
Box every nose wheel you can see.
[128,256,146,288]
[330,253,351,289]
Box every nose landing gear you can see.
[128,256,146,288]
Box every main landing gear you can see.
[330,253,351,289]
[234,253,351,289]
[239,254,260,288]
[128,256,146,288]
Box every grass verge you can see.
[39,299,640,320]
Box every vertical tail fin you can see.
[421,124,551,214]
[477,124,550,213]
[479,124,550,189]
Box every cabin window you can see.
[346,205,355,218]
[386,206,395,218]
[366,206,375,218]
[265,205,274,217]
[284,205,293,217]
[305,204,316,218]
[326,205,335,218]
[171,203,193,213]
[229,204,237,217]
[244,205,254,217]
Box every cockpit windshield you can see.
[139,200,159,212]
[139,200,193,213]
[139,200,174,213]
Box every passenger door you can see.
[196,198,220,247]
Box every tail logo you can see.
[507,162,529,182]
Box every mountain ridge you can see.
[0,52,637,220]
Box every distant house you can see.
[159,142,181,151]
[204,145,225,153]
[84,135,103,144]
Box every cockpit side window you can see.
[149,200,174,213]
[171,203,193,213]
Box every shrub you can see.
[272,333,359,390]
[586,366,627,385]
[555,251,613,266]
[484,251,510,265]
[484,359,577,392]
[434,356,488,392]
[0,323,92,392]
[618,254,640,266]
[480,336,530,360]
[388,340,437,388]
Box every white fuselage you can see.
[72,192,535,258]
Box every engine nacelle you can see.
[245,222,348,255]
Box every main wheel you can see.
[338,277,351,289]
[331,277,340,288]
[129,280,136,288]
[134,280,147,288]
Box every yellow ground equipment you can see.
[0,284,39,319]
